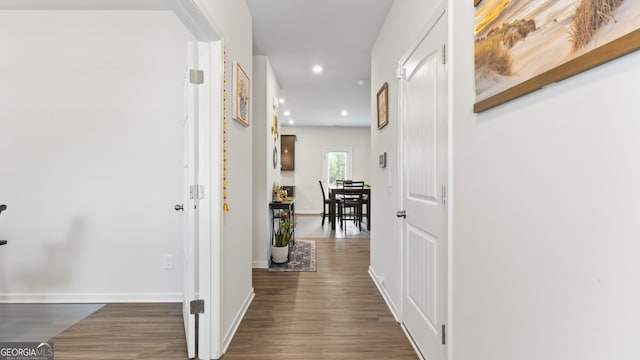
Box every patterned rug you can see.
[269,239,316,272]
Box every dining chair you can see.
[340,181,364,230]
[319,181,342,226]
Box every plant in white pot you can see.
[271,218,293,263]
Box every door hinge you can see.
[442,44,447,65]
[190,299,205,314]
[442,184,447,205]
[442,324,446,345]
[189,69,204,85]
[190,185,205,200]
[396,67,406,80]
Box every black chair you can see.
[319,181,342,226]
[0,204,7,246]
[340,182,364,230]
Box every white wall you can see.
[280,126,371,214]
[370,0,442,317]
[199,0,255,349]
[372,0,640,359]
[450,1,640,359]
[0,10,192,301]
[252,55,280,268]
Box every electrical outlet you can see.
[164,255,174,270]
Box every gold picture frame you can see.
[233,61,250,126]
[474,0,640,112]
[377,82,389,130]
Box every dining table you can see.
[328,188,371,230]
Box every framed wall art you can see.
[280,134,296,171]
[474,0,640,112]
[233,61,250,126]
[377,82,389,129]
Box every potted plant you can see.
[271,218,294,263]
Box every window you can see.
[323,147,352,188]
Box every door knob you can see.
[396,210,406,218]
[174,204,184,211]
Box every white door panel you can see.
[182,41,198,359]
[400,7,448,360]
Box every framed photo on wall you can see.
[233,61,250,126]
[474,0,640,112]
[377,82,388,130]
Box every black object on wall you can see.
[0,204,7,246]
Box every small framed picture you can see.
[233,61,250,126]
[377,82,388,130]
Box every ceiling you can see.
[0,0,168,10]
[0,0,394,127]
[246,0,394,127]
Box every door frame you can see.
[396,2,450,359]
[172,2,224,358]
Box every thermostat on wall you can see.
[379,152,387,168]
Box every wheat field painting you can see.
[475,0,640,108]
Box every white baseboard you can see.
[0,292,182,303]
[368,266,400,321]
[295,210,321,215]
[252,260,269,269]
[400,322,426,360]
[369,266,425,359]
[222,288,255,354]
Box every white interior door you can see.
[399,7,448,360]
[182,41,199,359]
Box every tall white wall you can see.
[199,0,255,349]
[370,0,441,316]
[372,0,640,359]
[252,55,281,268]
[280,126,371,214]
[450,1,640,359]
[0,10,193,302]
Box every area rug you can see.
[269,239,316,272]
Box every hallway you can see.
[224,215,418,359]
[36,215,416,359]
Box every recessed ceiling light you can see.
[312,65,323,74]
[284,111,291,116]
[341,110,348,116]
[289,120,295,125]
[279,98,285,104]
[357,79,366,86]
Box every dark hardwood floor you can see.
[51,303,187,359]
[223,215,417,359]
[48,215,416,359]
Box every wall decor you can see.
[272,146,278,169]
[271,114,278,138]
[474,0,640,112]
[377,82,388,129]
[223,48,229,211]
[281,134,296,171]
[233,61,250,126]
